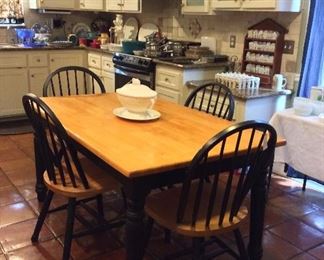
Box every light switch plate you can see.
[283,40,295,54]
[230,35,236,48]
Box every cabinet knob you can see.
[40,0,44,3]
[31,74,34,78]
[92,60,96,64]
[117,3,124,6]
[106,63,110,67]
[80,2,85,6]
[50,59,54,62]
[37,59,41,62]
[165,77,169,82]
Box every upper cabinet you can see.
[181,0,209,14]
[211,0,301,12]
[106,0,141,13]
[29,0,76,10]
[79,0,104,10]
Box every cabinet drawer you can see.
[0,53,27,68]
[88,53,101,69]
[89,67,102,77]
[156,69,181,90]
[28,53,48,67]
[102,56,114,72]
[156,86,180,104]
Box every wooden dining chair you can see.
[144,120,277,259]
[185,82,235,121]
[43,66,106,97]
[22,93,123,260]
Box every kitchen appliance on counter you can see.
[113,53,156,90]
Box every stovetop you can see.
[113,52,154,70]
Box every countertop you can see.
[186,80,292,100]
[0,44,229,69]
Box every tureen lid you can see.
[116,78,157,98]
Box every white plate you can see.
[138,23,159,41]
[72,23,91,37]
[113,107,160,121]
[123,17,139,40]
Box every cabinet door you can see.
[106,0,140,12]
[182,0,209,13]
[49,52,84,72]
[29,68,50,97]
[79,0,104,10]
[0,68,29,117]
[106,0,123,11]
[102,71,115,93]
[211,0,241,9]
[156,86,180,104]
[241,0,276,9]
[37,0,75,9]
[122,0,140,12]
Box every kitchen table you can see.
[270,108,324,184]
[34,94,285,260]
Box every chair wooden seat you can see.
[145,181,248,238]
[44,157,120,198]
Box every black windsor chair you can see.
[23,94,123,260]
[144,120,277,259]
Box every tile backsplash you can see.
[0,0,303,75]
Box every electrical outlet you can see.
[230,35,236,48]
[283,40,295,54]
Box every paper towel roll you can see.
[201,36,217,54]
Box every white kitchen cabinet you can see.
[29,0,76,10]
[155,64,226,105]
[0,68,29,117]
[79,0,104,10]
[29,68,50,97]
[233,95,286,122]
[106,0,141,13]
[182,0,209,13]
[49,51,85,72]
[87,51,115,93]
[211,0,301,11]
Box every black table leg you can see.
[248,168,267,260]
[33,136,46,202]
[125,186,149,260]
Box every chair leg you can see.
[302,175,307,191]
[143,217,154,251]
[192,237,204,260]
[63,198,76,260]
[164,228,171,243]
[96,194,104,219]
[233,229,248,260]
[31,190,54,242]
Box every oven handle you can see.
[114,64,150,75]
[115,66,151,82]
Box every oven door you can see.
[114,64,155,90]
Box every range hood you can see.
[38,9,71,15]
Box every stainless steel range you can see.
[113,53,156,90]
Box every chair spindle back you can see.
[22,94,90,189]
[43,66,106,97]
[177,121,277,228]
[185,83,235,121]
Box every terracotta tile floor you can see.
[0,133,323,260]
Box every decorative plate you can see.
[123,17,139,40]
[72,23,91,37]
[138,23,159,41]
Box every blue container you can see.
[122,40,146,54]
[15,29,35,47]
